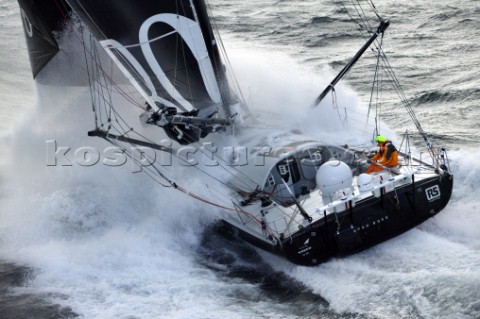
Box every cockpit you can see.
[262,147,330,206]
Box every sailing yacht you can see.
[18,0,453,265]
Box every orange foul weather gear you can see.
[366,141,398,174]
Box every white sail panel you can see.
[139,13,221,111]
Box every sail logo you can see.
[425,185,441,202]
[100,13,221,113]
[20,8,33,38]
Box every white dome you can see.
[357,173,373,192]
[316,160,353,195]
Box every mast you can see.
[192,0,234,117]
[312,19,390,107]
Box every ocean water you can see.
[0,0,479,318]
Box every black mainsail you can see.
[65,0,232,118]
[18,0,238,143]
[17,0,71,78]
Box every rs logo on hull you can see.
[425,185,441,202]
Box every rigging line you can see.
[173,28,179,104]
[106,136,178,187]
[367,32,383,128]
[279,179,312,222]
[121,131,248,194]
[177,186,266,228]
[104,138,170,187]
[100,89,145,132]
[205,184,235,207]
[336,1,427,143]
[73,9,252,190]
[377,53,418,119]
[177,18,194,104]
[108,107,134,136]
[205,1,250,113]
[72,1,109,41]
[366,0,381,19]
[173,0,196,106]
[95,59,145,110]
[286,198,309,227]
[349,110,375,124]
[159,126,257,191]
[92,37,109,127]
[135,111,259,191]
[93,50,105,128]
[58,5,258,205]
[105,124,249,193]
[92,87,128,131]
[75,26,145,109]
[56,10,144,110]
[331,0,364,33]
[107,57,114,127]
[95,103,170,154]
[80,20,99,129]
[270,205,300,230]
[109,135,265,226]
[107,139,173,188]
[93,38,114,125]
[353,0,374,30]
[377,58,430,149]
[273,203,304,229]
[332,89,346,127]
[331,1,432,149]
[52,0,74,29]
[350,0,371,32]
[84,75,138,129]
[376,53,385,135]
[346,117,378,129]
[337,0,380,44]
[374,62,380,134]
[185,134,259,190]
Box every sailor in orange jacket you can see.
[366,135,398,174]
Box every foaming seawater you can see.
[0,44,395,318]
[0,84,217,317]
[260,148,480,319]
[0,262,77,318]
[226,46,398,146]
[198,223,372,319]
[216,42,479,319]
[267,229,479,319]
[0,144,227,317]
[2,0,480,318]
[429,150,480,248]
[0,52,374,318]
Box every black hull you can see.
[228,172,453,266]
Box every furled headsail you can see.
[65,0,234,119]
[17,0,71,78]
